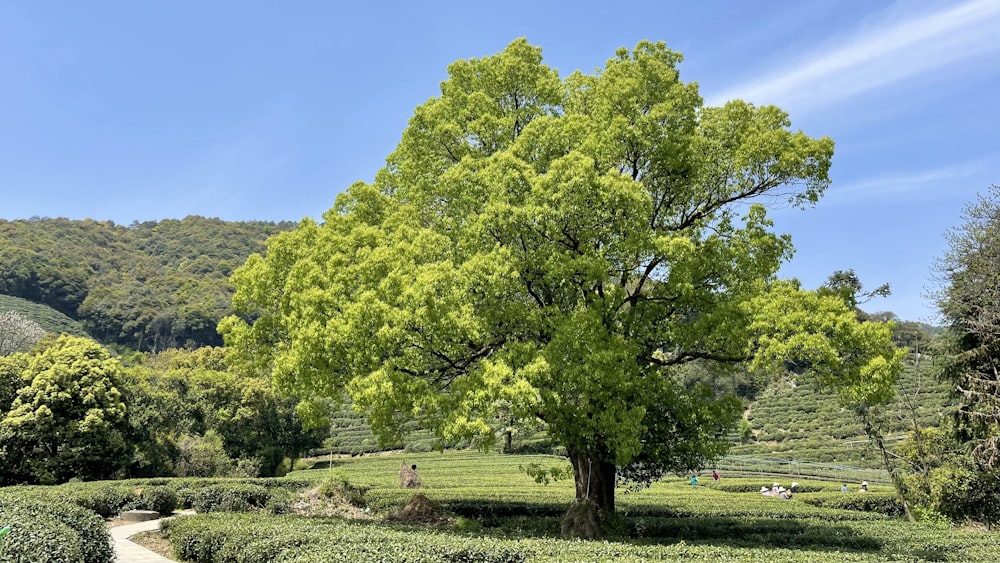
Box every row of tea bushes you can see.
[160,509,1000,563]
[0,493,112,563]
[0,475,317,562]
[163,513,530,563]
[800,492,906,517]
[40,476,314,516]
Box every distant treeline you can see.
[0,216,294,350]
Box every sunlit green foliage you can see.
[221,39,881,521]
[0,334,129,484]
[122,347,324,478]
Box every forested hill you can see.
[0,216,294,350]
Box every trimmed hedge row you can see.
[15,476,314,518]
[160,509,1000,563]
[801,493,905,517]
[0,494,112,563]
[0,475,315,563]
[162,513,530,563]
[13,483,178,518]
[190,483,272,513]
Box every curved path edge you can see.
[110,517,178,563]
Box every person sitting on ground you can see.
[778,486,792,500]
[761,486,772,497]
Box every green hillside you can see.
[730,361,953,467]
[320,399,553,456]
[0,216,293,350]
[0,293,87,336]
[318,359,951,477]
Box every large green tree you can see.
[0,334,129,484]
[122,347,324,477]
[222,40,898,529]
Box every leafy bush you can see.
[0,516,83,563]
[802,493,904,517]
[317,472,368,507]
[162,513,531,563]
[192,483,272,513]
[929,463,1000,527]
[135,486,179,515]
[0,494,112,563]
[32,483,177,518]
[71,485,135,518]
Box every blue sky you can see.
[2,1,998,322]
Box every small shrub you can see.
[136,486,179,515]
[265,489,294,515]
[317,472,368,507]
[192,483,271,513]
[0,516,84,563]
[803,493,904,517]
[453,516,482,533]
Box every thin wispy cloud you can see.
[706,0,1000,110]
[826,159,988,204]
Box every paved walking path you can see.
[110,518,177,563]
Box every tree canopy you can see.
[935,184,1000,470]
[221,39,899,528]
[0,334,129,484]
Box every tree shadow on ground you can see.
[618,516,882,552]
[302,459,347,470]
[453,501,883,554]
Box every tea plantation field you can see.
[731,364,952,467]
[166,450,998,562]
[3,450,997,562]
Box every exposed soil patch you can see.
[130,530,175,559]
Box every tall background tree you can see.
[928,184,1000,527]
[221,39,899,535]
[935,184,1000,469]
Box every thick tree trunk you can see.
[568,451,616,513]
[561,450,617,539]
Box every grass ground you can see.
[154,450,999,562]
